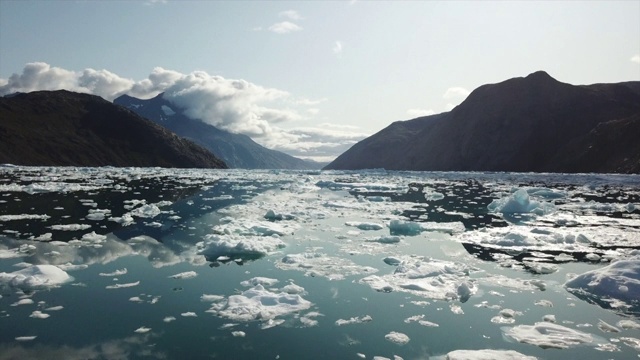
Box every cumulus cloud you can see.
[443,87,470,99]
[268,124,369,162]
[0,62,366,161]
[407,108,435,118]
[279,10,303,20]
[631,54,640,64]
[268,21,303,34]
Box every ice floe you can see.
[206,283,312,325]
[335,315,372,326]
[503,322,602,349]
[169,271,198,279]
[359,256,475,301]
[565,257,640,311]
[384,331,410,345]
[0,265,71,289]
[435,349,537,360]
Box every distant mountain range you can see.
[0,90,227,168]
[114,93,321,170]
[325,71,640,173]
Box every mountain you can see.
[0,90,227,168]
[325,71,640,173]
[114,93,320,169]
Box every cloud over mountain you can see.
[0,62,365,161]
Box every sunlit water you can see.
[0,166,639,359]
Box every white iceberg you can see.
[0,265,71,289]
[488,189,555,217]
[565,257,640,308]
[213,284,312,323]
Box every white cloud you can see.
[443,87,470,99]
[631,54,640,64]
[407,108,435,118]
[0,62,364,160]
[268,21,302,34]
[279,10,303,20]
[333,41,343,55]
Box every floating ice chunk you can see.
[564,258,640,307]
[450,304,464,315]
[215,284,312,323]
[368,236,401,244]
[45,306,63,311]
[424,191,445,201]
[299,311,323,327]
[0,265,71,289]
[201,294,225,302]
[232,331,246,337]
[134,326,151,333]
[199,234,285,260]
[488,189,555,217]
[360,256,475,301]
[163,316,176,323]
[437,349,537,360]
[261,318,285,329]
[524,261,558,274]
[542,315,556,323]
[129,297,144,303]
[384,331,410,345]
[335,315,372,326]
[503,322,597,349]
[389,220,465,236]
[11,298,34,306]
[169,271,198,280]
[99,268,127,277]
[278,252,377,281]
[404,315,439,327]
[346,221,384,231]
[241,277,279,287]
[0,214,50,222]
[109,214,135,226]
[106,281,140,289]
[50,224,91,231]
[15,336,37,342]
[618,319,640,330]
[534,300,553,307]
[282,283,305,295]
[597,319,620,333]
[181,312,197,317]
[264,210,295,221]
[389,220,423,236]
[130,204,161,218]
[29,310,50,319]
[383,257,402,266]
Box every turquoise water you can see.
[0,167,639,359]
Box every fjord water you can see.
[0,167,639,359]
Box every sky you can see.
[1,0,639,162]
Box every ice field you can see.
[0,166,639,359]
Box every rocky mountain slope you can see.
[0,90,227,168]
[325,71,640,173]
[115,94,320,169]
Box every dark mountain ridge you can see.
[325,71,640,173]
[115,93,320,169]
[0,90,227,168]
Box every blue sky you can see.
[1,0,639,161]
